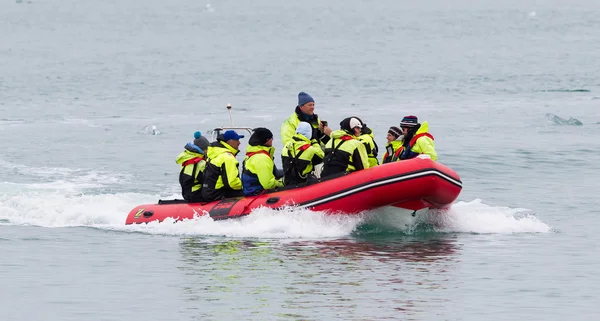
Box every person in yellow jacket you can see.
[281,122,325,185]
[353,118,379,168]
[201,130,245,201]
[281,92,332,147]
[321,117,370,178]
[395,115,438,161]
[241,127,284,195]
[381,126,404,164]
[175,131,210,202]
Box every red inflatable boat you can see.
[125,157,462,225]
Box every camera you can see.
[321,120,328,127]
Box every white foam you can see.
[427,198,552,233]
[119,206,366,239]
[0,192,158,227]
[0,179,553,237]
[0,190,367,238]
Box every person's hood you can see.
[415,121,429,135]
[176,149,204,165]
[184,142,204,154]
[206,141,239,159]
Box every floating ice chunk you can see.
[545,113,583,126]
[141,125,162,135]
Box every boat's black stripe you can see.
[298,168,462,208]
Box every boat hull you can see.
[125,158,462,224]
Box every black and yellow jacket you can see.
[201,141,242,201]
[357,126,379,168]
[281,133,324,185]
[321,130,369,178]
[175,143,206,202]
[281,106,330,147]
[241,145,283,195]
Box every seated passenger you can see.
[396,115,438,161]
[354,118,379,168]
[241,128,284,195]
[201,130,245,201]
[281,122,324,185]
[381,126,403,164]
[321,117,369,178]
[175,131,209,202]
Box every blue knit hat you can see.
[400,115,419,128]
[298,92,314,106]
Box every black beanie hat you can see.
[248,127,274,146]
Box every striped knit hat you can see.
[388,126,402,139]
[400,115,418,128]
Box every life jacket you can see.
[393,133,435,161]
[321,135,355,178]
[177,152,206,202]
[242,149,275,196]
[392,146,405,162]
[382,140,403,164]
[358,133,379,167]
[181,156,203,167]
[282,141,312,185]
[201,141,241,201]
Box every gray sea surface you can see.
[1,0,600,320]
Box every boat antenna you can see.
[226,103,234,126]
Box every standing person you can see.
[241,128,284,195]
[201,130,245,201]
[175,131,210,202]
[281,91,332,147]
[321,117,369,178]
[381,126,404,164]
[396,115,437,161]
[281,122,324,185]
